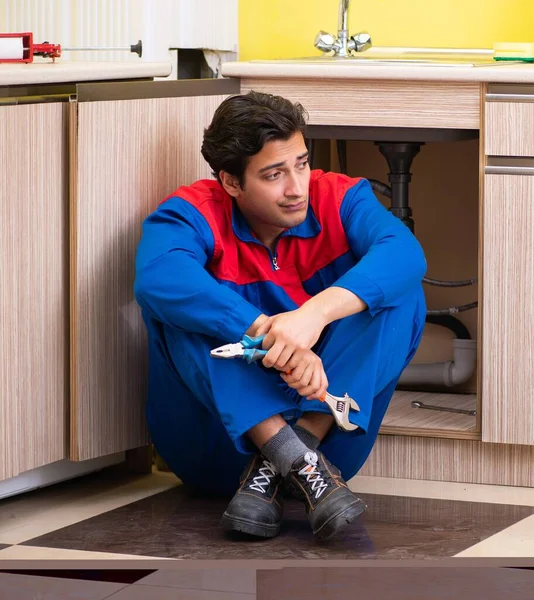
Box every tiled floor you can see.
[2,567,534,599]
[0,467,177,545]
[0,569,256,600]
[14,487,533,560]
[0,545,172,560]
[0,572,126,600]
[0,465,533,560]
[256,567,534,599]
[1,570,154,583]
[456,514,534,557]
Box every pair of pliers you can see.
[210,334,360,432]
[210,334,268,364]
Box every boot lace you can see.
[248,460,278,494]
[298,452,329,499]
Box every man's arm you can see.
[299,286,367,328]
[325,178,427,317]
[291,178,426,326]
[257,178,426,373]
[134,196,262,342]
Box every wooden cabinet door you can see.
[69,79,239,461]
[0,103,68,480]
[485,85,534,156]
[482,172,534,445]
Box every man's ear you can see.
[219,171,242,197]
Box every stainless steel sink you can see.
[252,50,512,69]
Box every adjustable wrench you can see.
[411,400,476,416]
[322,391,360,432]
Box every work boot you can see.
[221,454,283,539]
[287,451,366,540]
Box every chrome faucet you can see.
[314,0,372,57]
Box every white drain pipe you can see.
[398,338,477,388]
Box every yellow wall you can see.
[239,0,534,61]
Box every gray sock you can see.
[293,424,320,451]
[261,425,311,476]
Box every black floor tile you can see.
[0,570,155,584]
[21,487,533,560]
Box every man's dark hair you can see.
[201,91,308,188]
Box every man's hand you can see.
[255,304,327,372]
[245,313,270,337]
[280,349,328,400]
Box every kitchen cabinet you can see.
[2,63,534,490]
[0,102,68,480]
[0,61,170,486]
[221,64,534,486]
[62,75,534,479]
[481,172,534,446]
[235,75,483,441]
[480,84,534,446]
[69,79,239,460]
[485,85,534,157]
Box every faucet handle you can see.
[349,32,372,53]
[314,31,338,53]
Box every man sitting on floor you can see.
[134,91,427,541]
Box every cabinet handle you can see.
[485,165,534,175]
[486,93,534,103]
[486,85,534,102]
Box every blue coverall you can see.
[134,171,427,496]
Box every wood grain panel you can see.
[477,84,487,434]
[360,434,534,487]
[481,174,534,445]
[485,101,534,156]
[381,391,477,440]
[241,78,481,129]
[70,95,228,461]
[0,103,68,480]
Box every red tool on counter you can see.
[0,32,142,63]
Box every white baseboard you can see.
[0,453,125,501]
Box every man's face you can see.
[223,131,311,244]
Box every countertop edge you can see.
[1,61,173,86]
[221,61,534,84]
